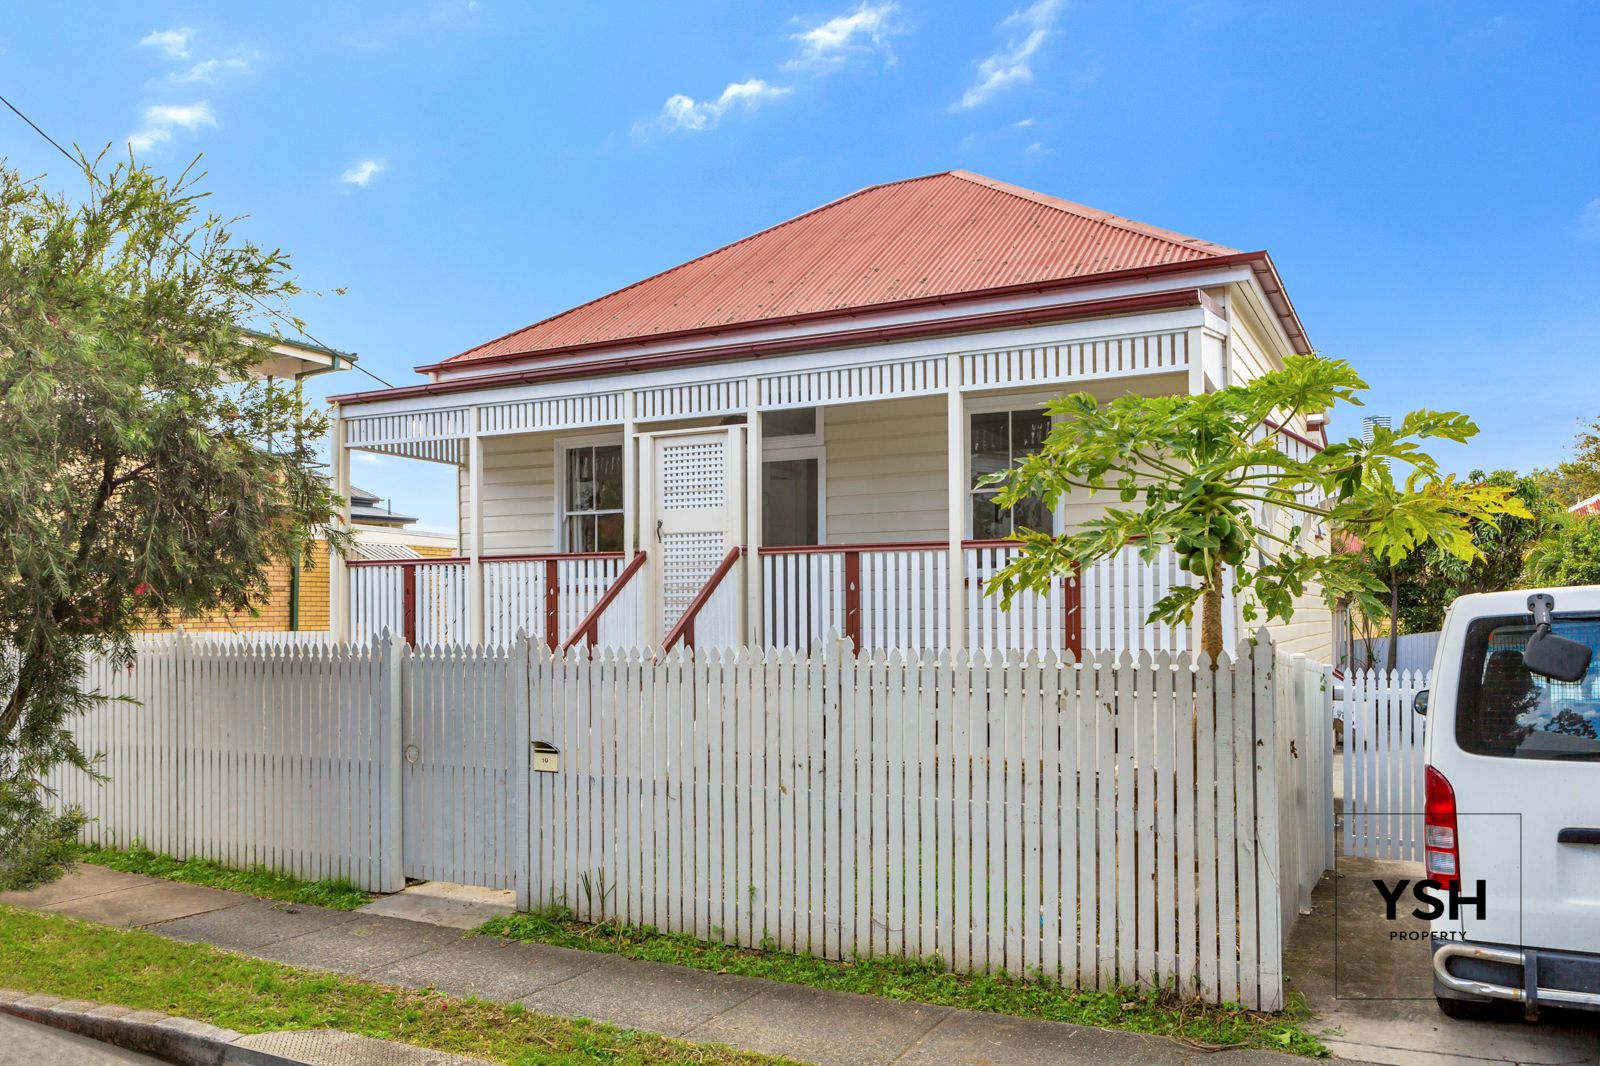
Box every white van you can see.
[1422,587,1600,1019]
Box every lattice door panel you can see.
[659,440,725,510]
[660,531,726,633]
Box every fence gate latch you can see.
[532,741,560,773]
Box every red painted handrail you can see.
[346,550,624,568]
[757,538,1034,556]
[562,551,649,652]
[662,547,742,652]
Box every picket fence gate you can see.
[50,631,1331,1010]
[1336,669,1429,861]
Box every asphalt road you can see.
[0,1012,165,1064]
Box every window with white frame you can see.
[561,442,624,551]
[969,408,1052,539]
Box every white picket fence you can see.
[51,631,1330,1010]
[1336,669,1429,861]
[50,636,402,891]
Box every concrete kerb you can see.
[0,988,246,1065]
[0,988,492,1066]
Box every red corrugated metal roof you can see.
[441,170,1242,366]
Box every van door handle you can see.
[1557,828,1600,845]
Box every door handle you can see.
[656,519,663,543]
[1557,828,1600,846]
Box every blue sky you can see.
[3,1,1597,530]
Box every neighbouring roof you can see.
[350,540,422,561]
[242,327,356,379]
[1571,492,1600,516]
[430,170,1287,371]
[349,486,418,527]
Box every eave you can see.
[330,287,1204,407]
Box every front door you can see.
[642,427,744,641]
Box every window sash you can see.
[968,409,1052,537]
[562,443,624,550]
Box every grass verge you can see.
[481,907,1326,1057]
[75,844,373,911]
[0,905,790,1066]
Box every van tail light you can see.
[1424,765,1461,892]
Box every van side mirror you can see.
[1413,690,1429,716]
[1525,593,1594,683]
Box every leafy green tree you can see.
[1527,515,1600,588]
[0,158,346,888]
[1376,470,1561,639]
[986,355,1528,661]
[1533,417,1600,507]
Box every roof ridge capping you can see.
[943,170,1238,255]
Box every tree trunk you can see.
[1200,557,1225,667]
[1386,579,1400,673]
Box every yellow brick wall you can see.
[140,540,333,634]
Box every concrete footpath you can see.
[2,864,1326,1066]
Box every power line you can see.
[0,90,396,390]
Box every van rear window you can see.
[1456,615,1600,761]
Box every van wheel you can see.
[1436,996,1515,1021]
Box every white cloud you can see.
[340,159,387,187]
[126,101,216,153]
[170,53,255,85]
[954,0,1062,110]
[138,27,194,60]
[1580,198,1600,241]
[787,2,906,71]
[658,79,790,132]
[643,4,903,139]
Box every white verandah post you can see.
[745,375,762,648]
[622,390,643,650]
[622,390,638,558]
[467,407,485,645]
[946,352,965,652]
[330,406,352,642]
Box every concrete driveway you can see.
[1284,766,1599,1065]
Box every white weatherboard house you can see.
[328,171,1332,658]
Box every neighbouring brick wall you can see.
[140,541,332,634]
[138,534,453,635]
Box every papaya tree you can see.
[0,156,346,887]
[984,355,1527,661]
